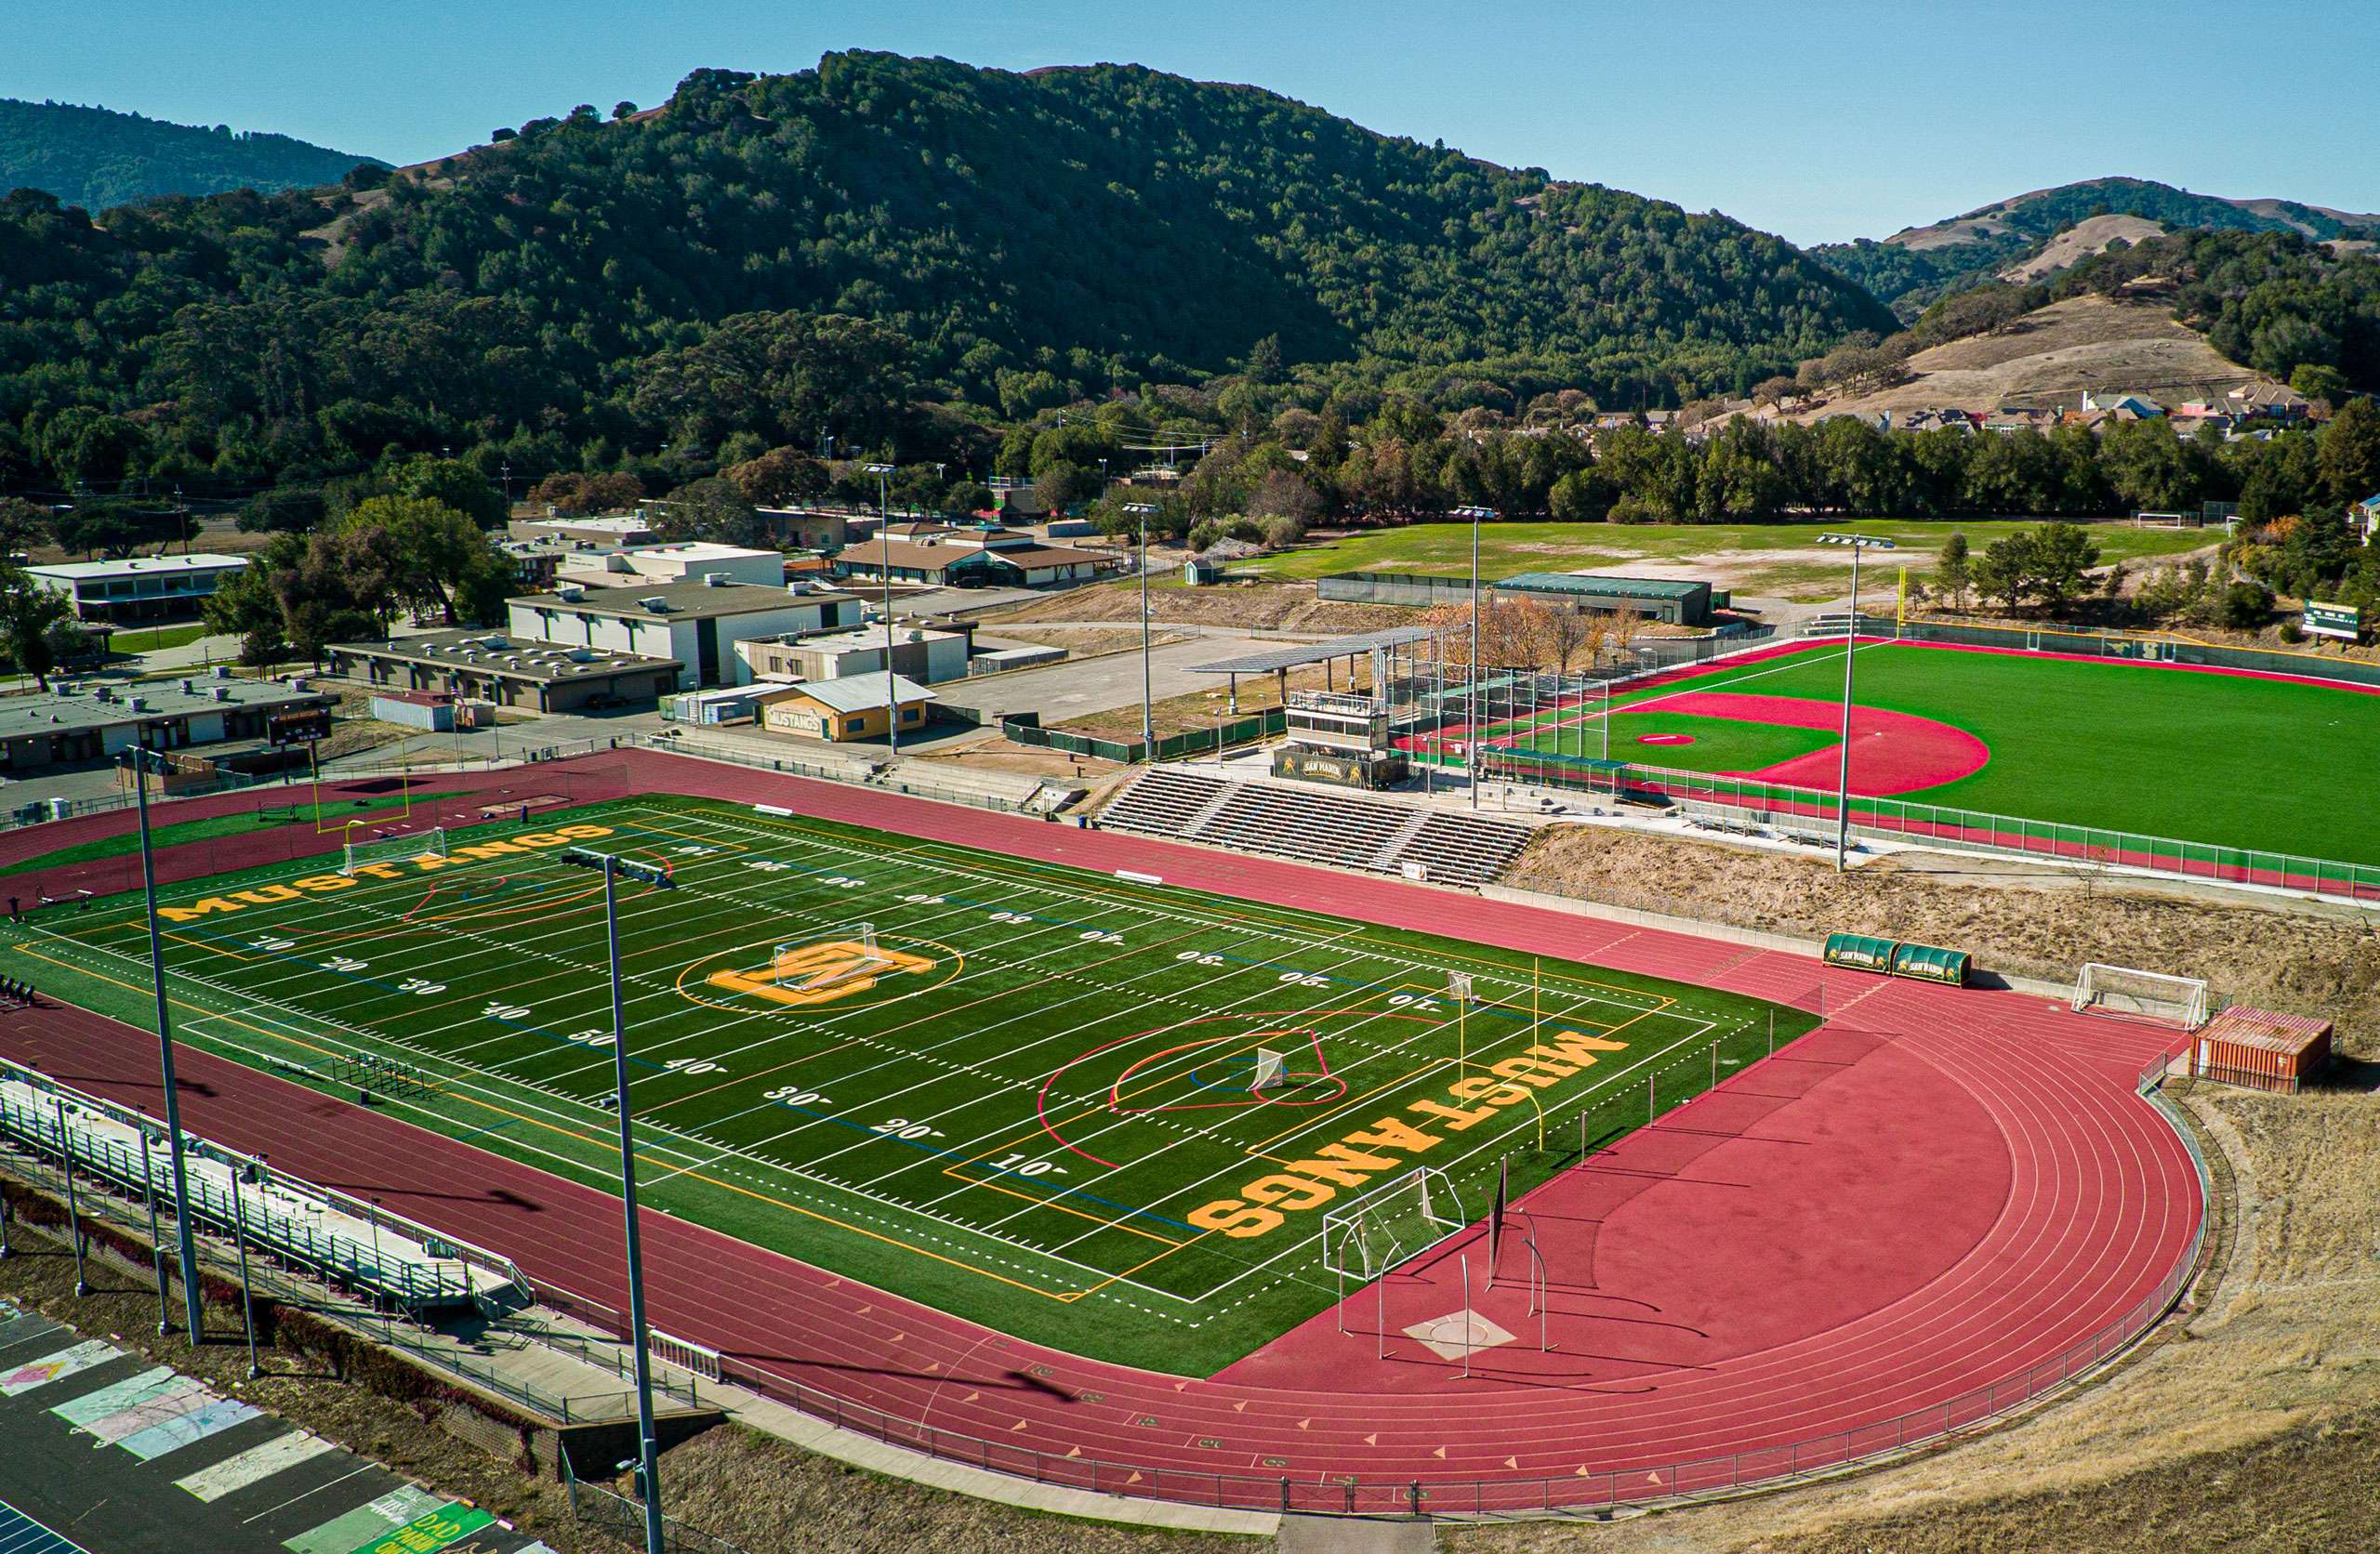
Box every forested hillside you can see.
[0,52,1891,498]
[1814,176,2380,317]
[0,99,382,211]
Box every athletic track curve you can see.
[0,751,2205,1514]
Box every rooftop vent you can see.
[178,678,194,693]
[212,665,231,679]
[638,596,670,613]
[126,696,147,713]
[702,571,732,586]
[209,686,231,702]
[556,583,587,602]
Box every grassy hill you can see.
[0,99,383,210]
[1813,177,2380,318]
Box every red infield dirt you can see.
[0,753,2206,1513]
[1650,690,1990,795]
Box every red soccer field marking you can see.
[0,752,2208,1510]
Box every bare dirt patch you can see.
[1801,295,2275,419]
[984,581,1417,636]
[652,1423,1260,1554]
[910,735,1122,782]
[977,625,1190,657]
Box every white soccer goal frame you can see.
[2071,962,2211,1030]
[1320,1165,1468,1281]
[1250,1047,1288,1093]
[340,825,447,876]
[770,924,886,994]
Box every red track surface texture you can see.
[0,753,2205,1512]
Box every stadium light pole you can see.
[1124,504,1160,753]
[1814,535,1896,872]
[1452,507,1498,808]
[865,464,901,757]
[126,745,205,1340]
[555,846,676,1554]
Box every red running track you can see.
[0,752,2205,1512]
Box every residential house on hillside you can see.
[2353,493,2380,543]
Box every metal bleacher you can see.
[1097,768,1534,888]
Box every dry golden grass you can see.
[982,581,1416,636]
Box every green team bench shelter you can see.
[1822,932,1972,987]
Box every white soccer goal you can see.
[2072,962,2211,1030]
[341,825,446,876]
[770,923,886,994]
[1321,1166,1467,1281]
[1250,1047,1288,1093]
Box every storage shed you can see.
[2191,1006,2332,1093]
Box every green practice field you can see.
[1474,639,2380,869]
[2,797,1818,1372]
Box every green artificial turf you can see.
[2,796,1818,1373]
[1475,641,2380,871]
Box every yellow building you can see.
[760,674,937,743]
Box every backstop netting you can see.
[342,825,446,876]
[2072,962,2211,1030]
[1322,1166,1467,1281]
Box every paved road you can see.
[932,632,1271,726]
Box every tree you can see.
[723,447,827,507]
[1246,469,1322,547]
[342,495,497,626]
[201,548,289,665]
[944,480,994,516]
[48,498,170,560]
[1970,533,2035,613]
[630,310,915,450]
[1936,531,1971,610]
[2316,397,2380,506]
[1032,459,1099,515]
[387,455,507,529]
[2290,362,2350,405]
[0,496,45,558]
[237,488,327,534]
[529,470,646,516]
[0,569,76,688]
[654,478,764,547]
[2027,521,2102,613]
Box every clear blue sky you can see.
[11,0,2379,245]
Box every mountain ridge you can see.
[0,98,385,211]
[1813,176,2380,317]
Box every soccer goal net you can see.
[1321,1166,1468,1281]
[341,825,446,876]
[771,924,885,994]
[2072,962,2211,1030]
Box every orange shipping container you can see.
[2191,1006,2332,1093]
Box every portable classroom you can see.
[2190,1006,2332,1093]
[1822,932,1897,973]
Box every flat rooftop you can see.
[1497,572,1708,599]
[514,579,855,619]
[26,553,249,582]
[327,628,679,683]
[0,673,324,736]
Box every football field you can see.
[1,796,1817,1372]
